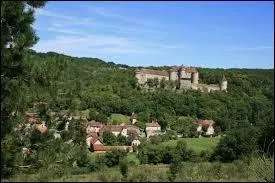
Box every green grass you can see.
[5,158,272,182]
[108,114,131,124]
[162,137,220,154]
[127,153,140,165]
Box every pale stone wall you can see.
[146,130,161,138]
[169,71,178,81]
[121,128,128,137]
[112,131,120,137]
[192,72,199,84]
[131,139,141,146]
[221,80,228,91]
[206,126,215,135]
[180,79,192,90]
[136,73,169,85]
[86,137,93,148]
[180,71,192,79]
[207,85,220,92]
[146,126,161,131]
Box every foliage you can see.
[103,131,117,145]
[213,123,260,162]
[119,158,128,178]
[104,150,127,167]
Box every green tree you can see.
[105,150,127,167]
[119,158,129,178]
[103,131,117,145]
[213,123,259,162]
[1,1,46,178]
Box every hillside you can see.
[14,50,272,133]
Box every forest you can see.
[1,1,274,182]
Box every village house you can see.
[131,139,141,146]
[98,124,142,138]
[99,125,125,137]
[197,119,215,137]
[145,121,161,138]
[86,120,104,133]
[88,133,133,153]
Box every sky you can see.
[32,1,274,69]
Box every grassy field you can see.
[108,113,131,124]
[162,137,220,154]
[4,158,273,182]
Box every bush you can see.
[119,158,128,178]
[213,124,259,162]
[105,150,127,167]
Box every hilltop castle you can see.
[135,66,227,92]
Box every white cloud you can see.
[36,9,74,21]
[33,6,186,58]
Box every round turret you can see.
[192,72,199,84]
[169,70,178,81]
[220,75,227,91]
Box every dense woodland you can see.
[1,1,274,181]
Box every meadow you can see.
[162,137,220,154]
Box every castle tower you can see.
[192,72,199,84]
[220,75,227,91]
[169,68,178,81]
[179,67,192,90]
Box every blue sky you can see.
[32,1,274,69]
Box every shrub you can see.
[119,158,128,178]
[105,150,127,167]
[213,124,259,162]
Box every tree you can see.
[88,108,98,120]
[213,123,259,162]
[119,158,129,178]
[1,1,47,178]
[160,78,166,88]
[146,79,154,88]
[105,150,127,167]
[103,131,117,145]
[1,1,46,134]
[152,78,159,88]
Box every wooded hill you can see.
[12,50,272,135]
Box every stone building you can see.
[135,66,227,92]
[145,121,161,138]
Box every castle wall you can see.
[135,67,227,93]
[180,70,192,79]
[169,71,178,81]
[144,74,169,81]
[220,81,227,91]
[192,72,199,84]
[136,73,147,85]
[180,79,192,90]
[207,85,220,92]
[136,72,169,85]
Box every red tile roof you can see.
[93,145,133,152]
[146,121,161,127]
[90,136,104,145]
[198,120,215,126]
[98,125,123,136]
[88,120,103,127]
[124,125,141,131]
[87,132,98,138]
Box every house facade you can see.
[197,119,215,136]
[145,121,161,138]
